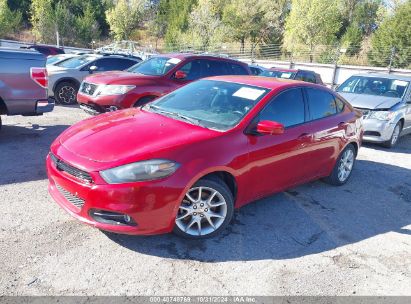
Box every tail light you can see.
[30,67,48,88]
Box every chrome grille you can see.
[50,153,93,183]
[56,184,85,209]
[80,82,98,96]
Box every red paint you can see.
[48,76,363,235]
[77,54,251,112]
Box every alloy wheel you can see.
[338,149,354,182]
[175,186,227,236]
[58,86,76,104]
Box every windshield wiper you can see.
[148,104,201,126]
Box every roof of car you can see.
[156,53,247,64]
[204,75,322,90]
[353,73,411,81]
[268,67,298,73]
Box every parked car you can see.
[46,54,79,66]
[261,68,324,85]
[77,53,251,115]
[21,44,65,56]
[48,54,141,105]
[0,48,54,129]
[47,76,363,238]
[249,64,268,76]
[336,73,411,147]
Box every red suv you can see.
[77,53,251,115]
[48,76,363,239]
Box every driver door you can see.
[245,88,313,199]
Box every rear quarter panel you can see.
[0,51,47,115]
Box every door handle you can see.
[298,133,311,139]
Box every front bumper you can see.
[362,118,396,143]
[46,154,183,235]
[77,92,130,114]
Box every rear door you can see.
[303,88,348,177]
[245,88,313,199]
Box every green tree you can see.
[284,0,342,62]
[30,0,55,43]
[223,0,289,53]
[163,0,197,47]
[369,1,411,68]
[76,4,101,47]
[7,0,29,24]
[106,0,145,41]
[0,0,21,37]
[183,0,225,50]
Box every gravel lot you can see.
[0,105,410,296]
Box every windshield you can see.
[337,76,409,98]
[55,55,97,69]
[47,55,66,65]
[261,70,296,79]
[146,80,269,131]
[128,56,181,76]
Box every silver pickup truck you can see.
[0,48,54,129]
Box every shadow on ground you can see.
[0,123,69,185]
[105,159,411,262]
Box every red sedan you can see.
[47,76,363,239]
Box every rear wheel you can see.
[324,144,356,186]
[55,82,78,105]
[173,178,234,239]
[382,121,402,148]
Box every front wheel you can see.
[173,178,234,239]
[324,144,356,186]
[382,121,402,148]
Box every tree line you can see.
[0,0,410,68]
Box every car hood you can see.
[58,108,218,164]
[338,92,401,110]
[84,71,159,85]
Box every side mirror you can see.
[174,70,187,80]
[256,120,285,135]
[89,65,98,73]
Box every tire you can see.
[54,81,78,105]
[324,144,356,186]
[133,96,156,108]
[173,178,234,239]
[382,121,402,148]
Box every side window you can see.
[294,71,305,81]
[304,72,316,83]
[202,60,227,77]
[306,88,338,120]
[335,97,345,112]
[259,88,305,128]
[178,60,202,80]
[115,59,139,70]
[228,63,249,75]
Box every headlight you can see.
[368,111,395,121]
[100,159,179,184]
[96,85,135,96]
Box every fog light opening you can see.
[89,209,137,227]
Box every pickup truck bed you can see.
[0,48,54,129]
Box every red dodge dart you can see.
[47,76,363,239]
